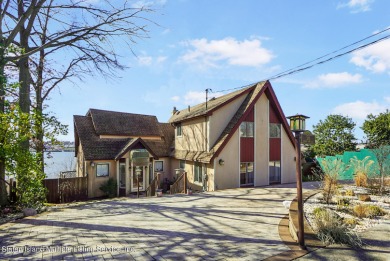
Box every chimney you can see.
[188,105,190,112]
[172,106,178,115]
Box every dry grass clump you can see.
[313,209,362,248]
[343,218,359,227]
[353,204,386,218]
[354,172,368,187]
[345,189,355,196]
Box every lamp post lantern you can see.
[135,166,142,198]
[286,114,309,250]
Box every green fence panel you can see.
[317,149,378,180]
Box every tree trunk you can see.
[18,1,31,153]
[34,48,45,173]
[0,49,7,206]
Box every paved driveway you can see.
[0,184,317,260]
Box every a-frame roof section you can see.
[209,80,296,162]
[115,138,158,160]
[169,84,255,124]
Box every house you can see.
[74,80,297,198]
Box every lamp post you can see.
[135,166,141,198]
[286,113,309,250]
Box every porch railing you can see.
[146,172,161,197]
[170,172,187,194]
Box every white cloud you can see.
[171,96,180,102]
[132,0,167,8]
[304,72,363,88]
[169,91,225,106]
[138,55,153,66]
[350,38,390,74]
[138,55,167,66]
[385,96,390,103]
[161,28,171,35]
[333,99,389,120]
[337,0,374,13]
[180,37,274,68]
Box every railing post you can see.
[157,172,161,189]
[184,172,187,194]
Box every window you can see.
[96,163,109,177]
[270,123,281,138]
[119,163,126,188]
[240,122,254,137]
[269,161,281,183]
[179,160,186,169]
[194,162,203,183]
[240,162,254,185]
[154,161,163,172]
[176,123,182,136]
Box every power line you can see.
[209,29,390,94]
[269,27,390,80]
[269,34,390,80]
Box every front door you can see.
[131,166,146,192]
[240,162,254,187]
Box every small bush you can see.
[313,209,362,248]
[99,178,117,198]
[343,218,359,227]
[354,172,368,187]
[345,189,355,196]
[366,205,386,218]
[337,197,350,206]
[353,204,368,218]
[313,207,327,218]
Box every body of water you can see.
[45,151,76,179]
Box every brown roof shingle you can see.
[74,113,174,161]
[169,84,255,124]
[88,108,162,137]
[74,115,130,160]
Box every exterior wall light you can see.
[287,113,309,250]
[90,162,95,167]
[218,159,225,166]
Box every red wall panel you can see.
[269,138,281,161]
[269,105,281,124]
[244,108,254,122]
[240,137,254,162]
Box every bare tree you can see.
[0,0,155,206]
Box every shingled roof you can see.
[88,108,162,137]
[74,110,174,161]
[169,84,254,124]
[74,115,130,160]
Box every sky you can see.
[47,0,390,142]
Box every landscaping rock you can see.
[23,208,37,217]
[358,194,371,202]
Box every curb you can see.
[265,190,326,260]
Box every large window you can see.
[194,162,203,183]
[240,162,254,186]
[269,161,281,183]
[240,122,254,137]
[154,161,164,172]
[96,163,109,177]
[179,160,186,169]
[176,123,182,137]
[270,123,281,138]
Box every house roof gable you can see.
[169,84,254,124]
[87,108,162,137]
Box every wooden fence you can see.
[43,177,88,203]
